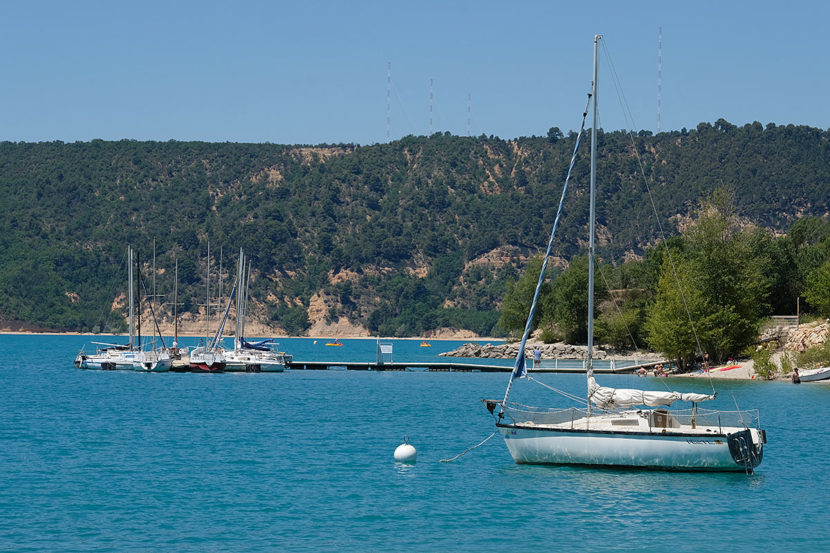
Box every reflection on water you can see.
[394,463,417,476]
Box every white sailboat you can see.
[75,246,172,372]
[485,35,765,472]
[222,249,288,372]
[189,243,229,372]
[167,257,189,362]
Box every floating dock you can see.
[284,360,663,373]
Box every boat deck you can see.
[514,412,728,436]
[500,406,761,437]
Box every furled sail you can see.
[240,337,272,351]
[587,377,715,409]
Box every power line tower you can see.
[386,61,391,142]
[429,78,434,135]
[467,93,471,137]
[657,27,662,134]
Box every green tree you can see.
[804,260,830,316]
[596,305,642,350]
[540,255,607,344]
[497,256,547,333]
[645,194,771,366]
[644,257,709,369]
[683,194,770,359]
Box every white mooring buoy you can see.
[394,437,417,464]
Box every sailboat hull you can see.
[498,424,763,471]
[76,351,171,372]
[77,357,134,371]
[132,358,172,372]
[189,362,226,373]
[222,348,287,372]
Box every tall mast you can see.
[205,242,211,350]
[587,34,601,411]
[243,259,252,340]
[173,257,179,348]
[235,248,244,348]
[152,240,156,352]
[136,250,141,349]
[128,246,135,348]
[218,246,223,311]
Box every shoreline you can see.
[0,329,505,342]
[670,360,757,380]
[2,331,806,382]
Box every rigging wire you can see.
[91,248,130,335]
[595,262,641,351]
[137,265,167,350]
[526,375,589,405]
[391,83,417,139]
[501,92,593,405]
[600,38,714,392]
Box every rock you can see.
[439,340,654,360]
[783,321,830,352]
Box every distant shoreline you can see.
[3,329,774,380]
[0,329,504,342]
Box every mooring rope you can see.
[439,431,497,463]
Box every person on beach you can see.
[703,351,710,371]
[533,347,541,369]
[792,368,801,384]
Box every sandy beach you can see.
[671,360,757,380]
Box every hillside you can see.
[0,120,828,336]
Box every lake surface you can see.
[2,335,829,552]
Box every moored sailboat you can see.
[75,246,172,372]
[485,35,765,472]
[222,249,288,372]
[189,243,228,372]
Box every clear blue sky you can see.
[1,0,826,145]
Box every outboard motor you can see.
[728,429,764,473]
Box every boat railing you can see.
[499,403,759,429]
[666,408,760,430]
[501,403,589,426]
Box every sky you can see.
[0,0,827,145]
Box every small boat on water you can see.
[799,366,830,382]
[326,339,343,347]
[484,35,765,473]
[420,341,431,347]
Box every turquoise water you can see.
[2,335,829,552]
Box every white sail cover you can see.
[588,377,715,410]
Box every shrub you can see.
[796,341,830,370]
[779,352,794,375]
[751,347,777,380]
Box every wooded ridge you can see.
[0,120,828,337]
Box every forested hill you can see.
[1,120,828,336]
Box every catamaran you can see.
[75,246,172,372]
[485,35,765,472]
